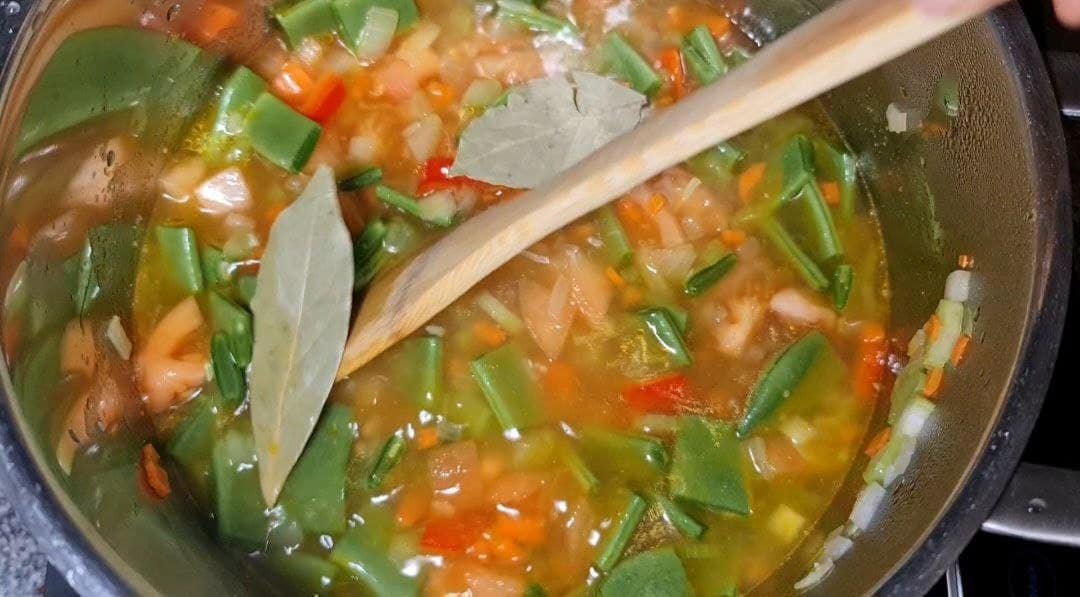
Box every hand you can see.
[915,0,1080,28]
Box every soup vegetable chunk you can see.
[1,0,897,594]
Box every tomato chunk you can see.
[621,374,694,415]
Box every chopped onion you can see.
[746,436,776,480]
[349,135,379,164]
[654,209,686,248]
[548,274,571,321]
[403,114,443,162]
[476,291,525,334]
[822,527,854,560]
[886,102,909,133]
[882,436,917,486]
[424,325,445,337]
[897,396,936,438]
[396,21,440,62]
[521,250,550,265]
[944,269,972,303]
[679,176,702,206]
[160,157,207,201]
[794,558,834,591]
[295,37,324,66]
[357,7,399,61]
[105,315,132,360]
[848,482,885,531]
[195,167,252,215]
[634,414,678,435]
[223,229,260,260]
[461,78,504,109]
[642,244,696,283]
[780,416,815,447]
[418,190,457,226]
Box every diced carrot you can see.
[951,334,971,367]
[604,266,626,288]
[425,80,456,110]
[272,62,315,108]
[416,427,440,450]
[299,74,346,123]
[854,322,888,402]
[923,367,944,398]
[647,193,667,215]
[571,222,596,243]
[656,48,686,100]
[720,228,746,248]
[188,2,239,45]
[615,199,659,243]
[703,15,731,38]
[864,427,892,458]
[395,488,430,527]
[621,286,643,309]
[491,514,546,547]
[474,320,507,347]
[543,360,580,402]
[138,444,171,500]
[738,162,766,204]
[958,254,975,270]
[926,314,941,341]
[820,181,841,206]
[420,511,493,553]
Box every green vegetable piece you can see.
[781,135,817,185]
[495,0,578,36]
[559,443,599,494]
[331,527,418,597]
[864,431,916,484]
[684,254,737,297]
[209,292,253,367]
[374,184,454,227]
[600,547,692,597]
[832,264,854,310]
[212,67,266,136]
[760,221,829,292]
[581,427,669,477]
[367,433,408,491]
[682,26,727,86]
[470,344,545,432]
[738,331,827,437]
[155,227,204,294]
[275,0,339,47]
[237,274,258,306]
[211,333,246,408]
[922,299,964,369]
[212,429,269,551]
[684,143,743,189]
[72,239,102,316]
[670,416,748,515]
[166,393,217,473]
[596,205,633,268]
[339,167,384,191]
[272,552,339,594]
[247,93,322,173]
[354,218,389,290]
[333,0,419,47]
[524,582,548,597]
[16,27,221,155]
[887,363,928,425]
[813,139,859,220]
[201,247,232,290]
[595,492,648,572]
[639,308,692,368]
[602,33,662,97]
[652,494,706,539]
[781,183,843,264]
[280,404,355,534]
[395,337,443,410]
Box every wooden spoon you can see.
[338,0,999,379]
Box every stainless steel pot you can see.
[0,0,1071,595]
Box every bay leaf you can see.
[449,71,646,189]
[248,166,354,505]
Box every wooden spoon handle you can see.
[338,0,997,378]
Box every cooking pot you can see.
[0,0,1071,595]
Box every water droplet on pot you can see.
[4,2,20,16]
[166,3,181,21]
[1027,498,1046,514]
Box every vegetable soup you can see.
[1,0,912,594]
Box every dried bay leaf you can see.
[249,166,353,505]
[450,71,646,189]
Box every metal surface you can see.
[0,1,1071,596]
[945,563,965,597]
[1048,51,1080,118]
[982,463,1080,547]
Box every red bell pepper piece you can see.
[416,156,494,196]
[419,511,493,553]
[621,373,694,415]
[299,74,346,124]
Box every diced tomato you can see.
[621,374,694,415]
[299,74,347,124]
[420,511,494,553]
[416,156,494,196]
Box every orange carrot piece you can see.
[474,320,507,347]
[604,266,626,288]
[703,15,731,37]
[958,254,975,270]
[621,286,643,309]
[416,427,440,450]
[923,367,944,398]
[543,360,580,402]
[272,62,315,107]
[864,427,892,458]
[424,80,456,110]
[190,2,240,44]
[738,162,766,204]
[720,228,746,248]
[820,181,841,206]
[615,199,659,243]
[656,48,686,100]
[139,444,171,500]
[647,193,667,215]
[951,334,971,367]
[492,515,546,547]
[926,314,942,342]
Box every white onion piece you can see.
[424,325,446,337]
[883,436,917,486]
[746,436,776,480]
[396,21,440,62]
[349,135,379,164]
[195,167,252,215]
[295,38,324,66]
[780,416,815,447]
[770,288,836,328]
[404,114,443,162]
[886,102,909,133]
[461,78,503,108]
[357,7,398,61]
[822,530,854,560]
[105,315,132,360]
[654,209,686,248]
[794,558,834,591]
[642,244,696,284]
[944,269,972,303]
[897,396,936,438]
[418,190,457,225]
[160,157,206,201]
[849,482,885,531]
[679,177,702,207]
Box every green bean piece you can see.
[333,0,419,44]
[781,135,817,186]
[760,221,829,292]
[272,552,339,594]
[274,0,338,47]
[237,274,257,306]
[374,184,454,227]
[684,254,737,297]
[212,430,269,551]
[595,492,649,572]
[725,46,752,67]
[653,494,706,539]
[209,67,266,153]
[581,427,670,474]
[639,308,692,368]
[208,292,253,367]
[670,416,748,515]
[200,247,233,290]
[339,167,383,191]
[596,205,634,268]
[682,25,727,85]
[354,218,388,291]
[210,333,246,408]
[247,93,322,173]
[395,337,443,410]
[684,142,744,189]
[524,582,548,597]
[280,404,355,534]
[167,393,217,474]
[602,33,662,97]
[559,442,599,494]
[367,433,408,491]
[495,0,578,36]
[155,226,204,294]
[738,331,827,437]
[470,344,545,432]
[600,547,692,597]
[813,139,859,220]
[72,239,101,315]
[832,264,854,311]
[331,527,419,597]
[781,183,843,264]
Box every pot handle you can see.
[981,462,1080,547]
[1048,51,1080,119]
